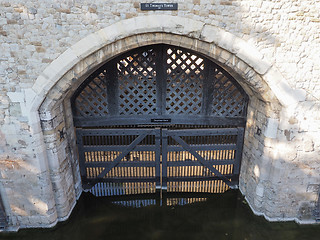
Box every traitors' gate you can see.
[72,44,248,197]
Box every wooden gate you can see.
[76,126,244,196]
[72,44,248,196]
[77,128,161,195]
[162,127,244,192]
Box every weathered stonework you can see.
[0,0,319,231]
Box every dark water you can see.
[1,190,320,240]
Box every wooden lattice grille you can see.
[117,48,158,115]
[74,71,108,117]
[211,68,247,117]
[72,44,248,127]
[165,47,204,115]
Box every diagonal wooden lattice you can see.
[74,72,108,117]
[211,69,246,117]
[117,48,157,115]
[72,44,248,121]
[165,47,204,114]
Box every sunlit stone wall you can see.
[0,0,319,230]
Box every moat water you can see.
[1,190,320,240]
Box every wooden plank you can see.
[166,176,232,182]
[76,129,87,178]
[154,128,161,187]
[81,143,236,152]
[96,130,152,178]
[85,162,156,168]
[73,115,246,128]
[166,143,237,152]
[82,145,156,151]
[167,128,239,136]
[86,177,156,183]
[233,127,245,175]
[166,160,234,166]
[169,134,233,186]
[161,128,168,189]
[78,128,156,136]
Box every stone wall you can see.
[0,0,319,230]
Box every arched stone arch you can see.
[26,15,306,223]
[31,15,305,113]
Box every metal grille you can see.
[74,71,108,117]
[117,48,157,115]
[165,47,204,114]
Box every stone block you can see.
[46,149,60,170]
[256,183,265,197]
[170,16,205,38]
[303,139,314,152]
[298,202,315,221]
[71,33,105,60]
[49,48,79,78]
[28,116,42,136]
[28,216,42,226]
[33,148,50,173]
[41,119,54,131]
[7,92,24,103]
[21,89,36,114]
[99,15,205,46]
[306,184,320,193]
[40,213,57,226]
[32,74,52,96]
[262,118,277,139]
[219,49,232,62]
[97,22,127,43]
[9,103,22,117]
[56,202,72,219]
[237,44,271,75]
[201,24,229,46]
[263,68,303,107]
[293,89,307,102]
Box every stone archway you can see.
[27,15,305,225]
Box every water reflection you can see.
[1,190,320,240]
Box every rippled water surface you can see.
[1,190,320,240]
